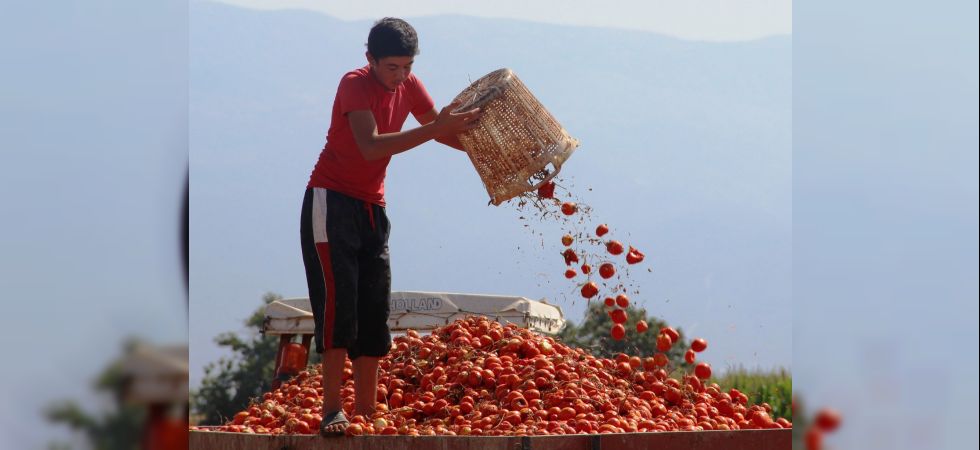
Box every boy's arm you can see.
[350,103,479,161]
[414,108,466,151]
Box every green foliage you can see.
[713,366,793,420]
[44,338,148,450]
[191,292,286,425]
[557,301,691,367]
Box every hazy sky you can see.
[212,0,792,41]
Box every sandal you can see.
[319,410,349,437]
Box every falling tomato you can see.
[684,349,696,364]
[581,282,599,299]
[691,338,708,353]
[561,202,577,216]
[606,240,624,255]
[626,246,645,264]
[562,248,579,266]
[694,362,712,379]
[596,224,609,237]
[610,324,626,341]
[609,309,628,324]
[599,263,615,279]
[537,181,555,199]
[615,294,630,308]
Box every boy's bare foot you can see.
[319,410,349,437]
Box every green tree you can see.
[44,339,147,450]
[192,292,318,425]
[557,302,691,367]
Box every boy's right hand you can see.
[435,100,482,135]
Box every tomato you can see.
[581,264,591,275]
[564,269,576,279]
[684,349,696,364]
[598,263,615,279]
[214,316,775,437]
[615,294,629,308]
[603,297,615,307]
[606,240,624,255]
[609,309,628,324]
[635,320,648,333]
[656,333,673,352]
[537,181,555,199]
[581,282,599,299]
[804,427,823,450]
[596,224,609,237]
[561,202,577,215]
[562,249,579,265]
[813,408,841,432]
[561,234,573,246]
[691,338,707,352]
[694,362,712,380]
[611,324,626,340]
[642,357,656,371]
[625,246,645,264]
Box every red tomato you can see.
[609,309,628,324]
[606,240,624,255]
[580,264,591,274]
[603,297,615,307]
[596,224,609,237]
[691,338,707,353]
[537,181,555,199]
[561,202,577,215]
[562,248,579,265]
[615,294,629,308]
[656,333,673,352]
[694,362,712,380]
[561,234,573,246]
[813,408,841,432]
[804,427,823,450]
[625,246,645,264]
[642,357,656,371]
[564,269,576,279]
[581,282,599,298]
[635,320,648,333]
[598,263,615,279]
[684,349,696,364]
[610,324,626,340]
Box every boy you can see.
[299,17,480,436]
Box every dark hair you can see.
[367,18,419,60]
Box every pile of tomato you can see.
[195,316,790,436]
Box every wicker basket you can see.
[451,68,579,205]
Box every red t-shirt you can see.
[307,66,435,206]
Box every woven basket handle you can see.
[528,163,563,192]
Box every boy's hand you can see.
[434,100,482,135]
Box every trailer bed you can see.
[190,428,791,450]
